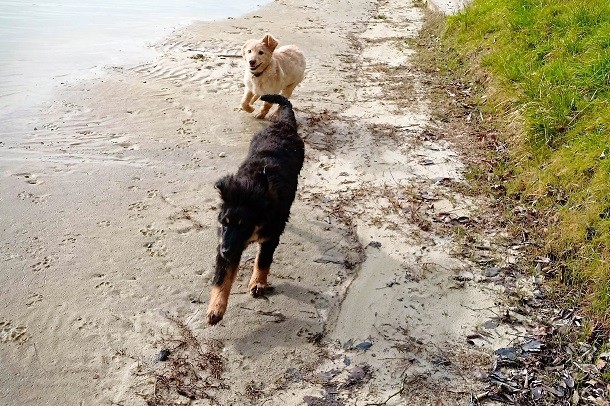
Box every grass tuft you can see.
[445,0,610,323]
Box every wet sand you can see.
[0,0,263,138]
[0,0,516,404]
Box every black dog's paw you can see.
[250,284,275,298]
[206,311,224,326]
[250,284,265,298]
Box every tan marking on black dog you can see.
[206,267,237,325]
[248,253,270,298]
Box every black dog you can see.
[207,94,304,325]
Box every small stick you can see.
[186,48,241,58]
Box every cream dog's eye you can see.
[248,50,251,53]
[258,51,264,55]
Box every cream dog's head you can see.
[242,34,279,76]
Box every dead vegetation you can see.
[142,316,227,406]
[302,109,344,152]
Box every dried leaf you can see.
[564,374,575,388]
[595,358,607,370]
[355,341,373,350]
[495,347,518,361]
[522,339,543,352]
[531,386,543,400]
[576,363,599,374]
[572,390,580,405]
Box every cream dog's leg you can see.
[281,83,298,99]
[255,102,272,119]
[267,83,299,121]
[240,89,256,113]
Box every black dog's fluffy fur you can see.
[207,94,304,325]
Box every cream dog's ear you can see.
[262,34,278,52]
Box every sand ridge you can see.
[1,0,520,404]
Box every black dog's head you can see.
[214,174,269,261]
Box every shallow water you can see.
[0,0,262,134]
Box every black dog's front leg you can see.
[207,248,240,325]
[248,236,280,298]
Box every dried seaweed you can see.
[143,316,227,406]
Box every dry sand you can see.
[1,0,523,404]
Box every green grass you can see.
[444,0,610,322]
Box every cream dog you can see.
[240,34,305,120]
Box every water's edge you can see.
[0,0,264,136]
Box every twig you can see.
[461,304,503,318]
[186,48,241,58]
[238,306,286,322]
[32,342,49,373]
[185,285,207,325]
[365,376,408,405]
[386,170,402,186]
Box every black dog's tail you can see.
[260,94,296,127]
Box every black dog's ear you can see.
[214,175,232,200]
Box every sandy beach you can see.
[1,0,522,404]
